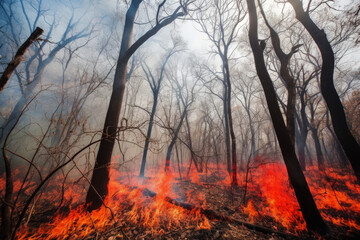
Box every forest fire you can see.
[242,162,360,234]
[11,167,211,239]
[1,158,358,239]
[1,1,360,239]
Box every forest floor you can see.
[18,164,360,240]
[122,175,359,240]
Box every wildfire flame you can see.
[242,162,360,233]
[2,156,360,238]
[13,167,210,239]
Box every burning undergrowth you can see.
[13,167,211,239]
[242,161,360,236]
[1,157,360,239]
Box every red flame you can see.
[2,156,360,238]
[243,161,360,233]
[15,167,210,239]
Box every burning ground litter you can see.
[1,158,360,239]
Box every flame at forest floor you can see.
[14,168,211,239]
[2,158,360,239]
[242,162,360,234]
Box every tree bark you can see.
[223,81,232,174]
[310,127,325,171]
[246,0,327,233]
[288,0,360,183]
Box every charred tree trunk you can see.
[86,0,187,210]
[223,81,232,174]
[139,93,158,177]
[165,108,187,173]
[297,88,309,171]
[259,2,300,147]
[297,114,308,171]
[310,126,325,171]
[309,99,325,171]
[86,0,143,211]
[0,27,43,93]
[224,61,238,186]
[246,0,327,233]
[288,0,360,183]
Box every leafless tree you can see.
[0,0,95,173]
[246,0,327,233]
[194,0,246,186]
[86,0,196,210]
[139,40,183,177]
[288,0,360,183]
[163,59,197,173]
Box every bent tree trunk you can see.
[258,2,299,147]
[246,0,327,233]
[288,0,360,183]
[86,0,142,210]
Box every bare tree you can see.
[194,0,246,185]
[246,0,327,233]
[139,42,182,177]
[0,0,94,172]
[258,1,302,146]
[288,0,360,183]
[163,61,197,173]
[86,0,194,210]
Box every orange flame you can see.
[16,167,210,239]
[243,162,360,233]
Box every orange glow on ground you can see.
[15,167,210,239]
[2,157,360,238]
